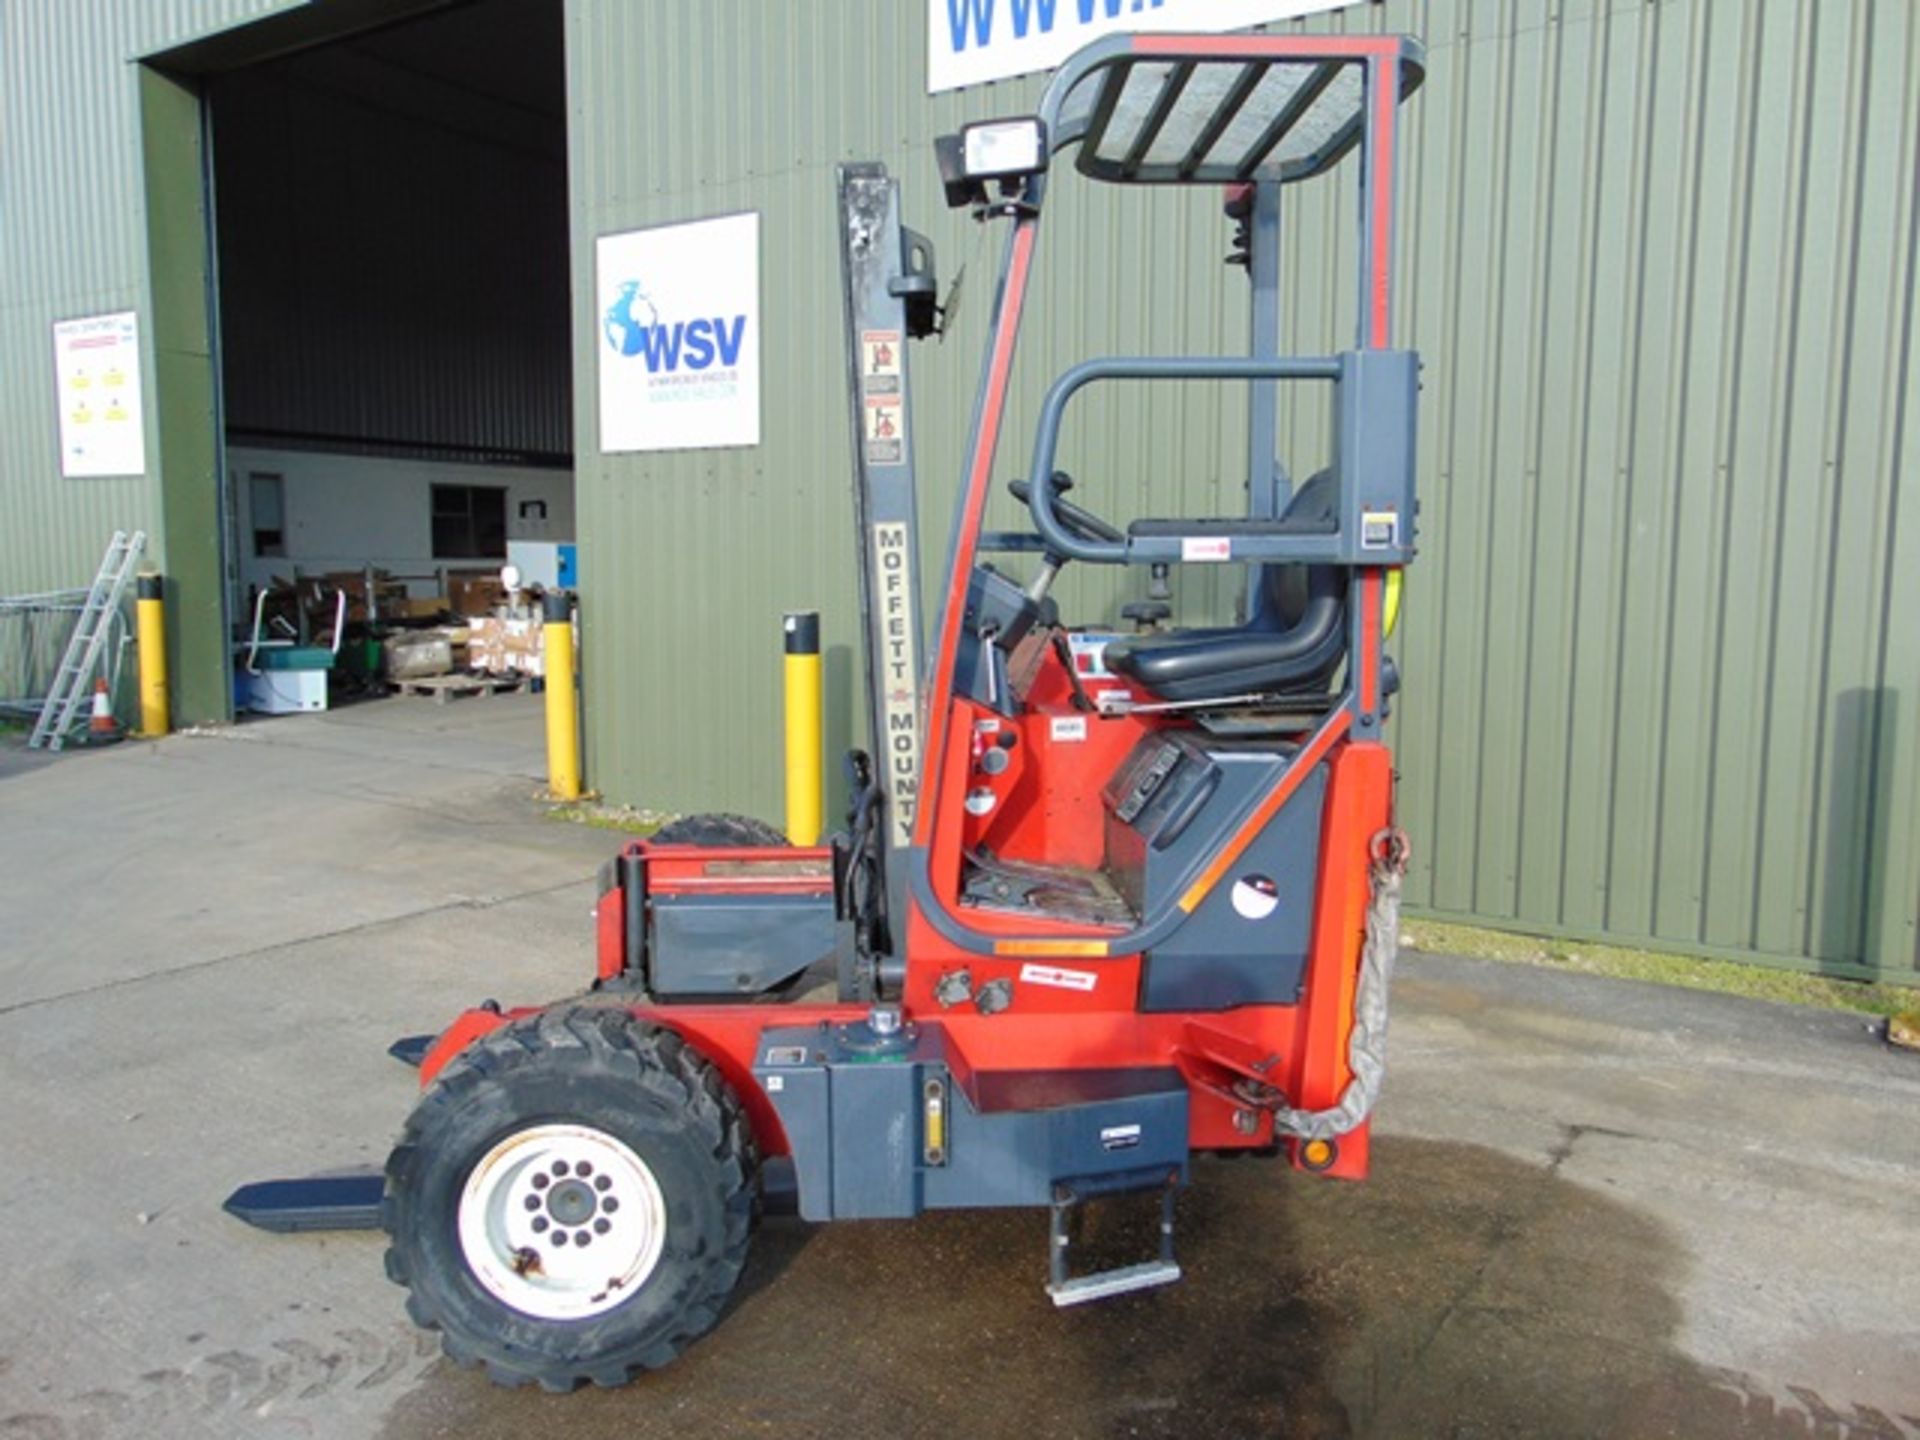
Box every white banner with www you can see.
[929,0,1362,93]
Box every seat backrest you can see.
[1255,469,1341,633]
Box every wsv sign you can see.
[603,282,747,374]
[595,212,761,453]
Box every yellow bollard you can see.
[542,593,582,801]
[135,573,169,737]
[783,611,824,845]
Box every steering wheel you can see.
[1008,471,1124,548]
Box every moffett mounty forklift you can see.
[228,31,1424,1390]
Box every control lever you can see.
[1049,631,1096,713]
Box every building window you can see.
[249,472,285,557]
[431,484,507,559]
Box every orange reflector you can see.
[1300,1138,1337,1172]
[991,938,1109,958]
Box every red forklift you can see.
[230,31,1424,1390]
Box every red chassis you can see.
[424,636,1392,1180]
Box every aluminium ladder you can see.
[28,530,147,751]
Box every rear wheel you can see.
[383,1006,756,1390]
[651,812,789,847]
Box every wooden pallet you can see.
[388,673,533,704]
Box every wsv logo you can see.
[603,281,746,373]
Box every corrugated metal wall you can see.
[0,1,1912,980]
[1382,0,1920,983]
[571,0,1920,983]
[0,0,302,595]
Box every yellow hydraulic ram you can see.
[542,593,582,801]
[135,573,169,737]
[784,611,824,845]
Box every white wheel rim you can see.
[456,1123,668,1321]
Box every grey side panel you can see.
[650,894,834,997]
[827,1060,921,1219]
[1139,763,1327,1012]
[754,1034,833,1222]
[1104,735,1287,916]
[753,1024,1187,1220]
[923,1069,1188,1209]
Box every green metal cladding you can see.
[0,0,1914,982]
[0,0,304,720]
[567,0,1919,983]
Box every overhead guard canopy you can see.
[1043,34,1424,186]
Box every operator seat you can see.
[1102,471,1346,704]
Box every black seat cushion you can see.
[1102,473,1345,704]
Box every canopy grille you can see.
[1056,50,1417,185]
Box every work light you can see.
[963,117,1047,179]
[936,116,1048,208]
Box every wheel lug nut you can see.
[576,1161,593,1178]
[593,1218,610,1235]
[603,1197,619,1213]
[594,1176,612,1193]
[575,1231,592,1247]
[552,1230,568,1246]
[552,1161,570,1178]
[532,1174,549,1190]
[532,1216,548,1233]
[524,1195,541,1212]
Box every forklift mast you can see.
[836,165,940,964]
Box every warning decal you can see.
[1019,962,1098,992]
[1361,509,1401,549]
[861,330,902,393]
[865,394,905,466]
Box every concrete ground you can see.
[0,696,1915,1440]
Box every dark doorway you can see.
[206,0,570,643]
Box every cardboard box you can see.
[468,616,544,677]
[448,570,506,619]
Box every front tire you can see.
[383,1006,756,1390]
[651,812,789,847]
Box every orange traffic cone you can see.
[86,677,123,744]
